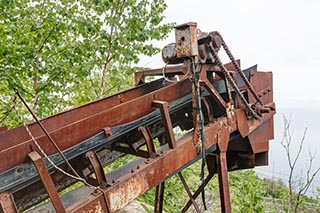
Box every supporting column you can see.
[28,151,66,213]
[154,182,165,213]
[216,128,231,213]
[217,152,231,213]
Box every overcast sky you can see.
[141,0,320,109]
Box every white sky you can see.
[140,0,320,109]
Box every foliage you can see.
[138,160,220,212]
[137,162,268,212]
[0,0,173,128]
[316,187,320,212]
[263,177,288,200]
[229,170,266,213]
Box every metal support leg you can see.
[217,152,231,213]
[152,101,177,149]
[154,182,165,213]
[28,151,66,213]
[181,173,214,213]
[0,192,17,213]
[178,172,201,213]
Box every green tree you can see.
[0,0,173,128]
[229,170,266,213]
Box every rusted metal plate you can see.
[175,22,198,58]
[0,126,7,133]
[254,152,269,166]
[249,71,273,105]
[248,119,274,153]
[0,78,165,148]
[1,93,193,204]
[0,79,192,173]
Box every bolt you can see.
[17,167,23,174]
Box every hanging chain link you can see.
[208,44,261,119]
[215,31,263,105]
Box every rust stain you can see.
[109,173,150,211]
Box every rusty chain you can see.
[207,44,261,119]
[215,31,263,106]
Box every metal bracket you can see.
[85,151,108,187]
[152,101,177,149]
[0,192,17,213]
[138,126,157,158]
[201,81,227,110]
[28,151,66,213]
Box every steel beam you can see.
[0,79,191,173]
[154,182,165,213]
[217,152,231,213]
[28,151,66,213]
[152,101,177,149]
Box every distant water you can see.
[255,108,320,196]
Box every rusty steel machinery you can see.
[0,22,275,213]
